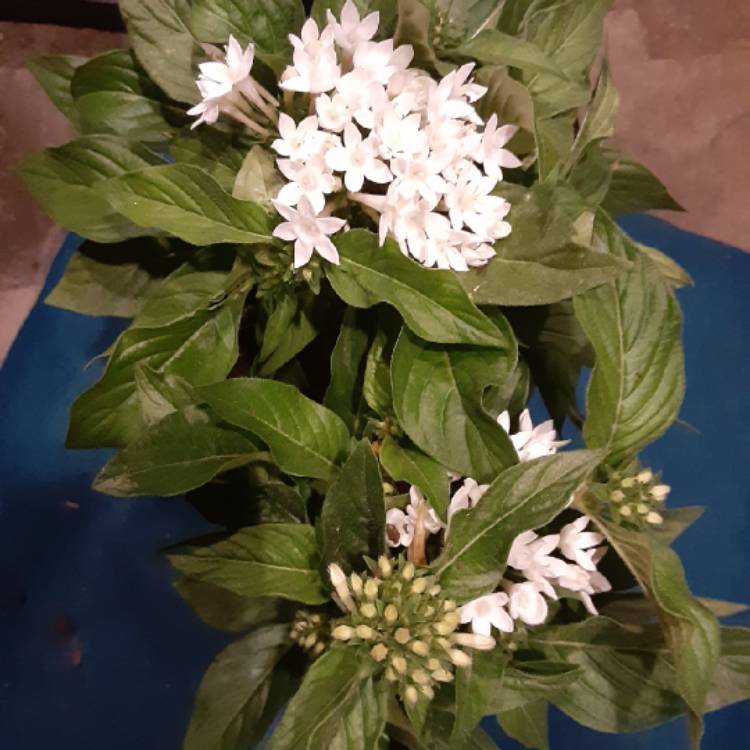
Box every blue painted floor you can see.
[1,216,748,749]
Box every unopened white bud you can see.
[637,469,653,483]
[405,685,419,705]
[428,585,442,596]
[304,633,317,649]
[395,627,411,644]
[449,649,472,668]
[646,511,664,525]
[443,600,456,612]
[313,641,325,655]
[609,489,625,502]
[420,684,435,700]
[427,658,441,671]
[619,505,633,517]
[385,604,399,623]
[364,579,379,600]
[350,573,363,595]
[329,563,346,588]
[402,562,415,581]
[432,668,453,682]
[329,563,356,612]
[636,503,650,515]
[391,655,408,674]
[378,555,392,577]
[411,578,427,594]
[356,624,375,640]
[651,484,671,501]
[411,669,430,685]
[385,666,398,682]
[333,625,354,641]
[411,640,429,657]
[371,643,389,662]
[620,477,636,488]
[360,603,377,618]
[452,632,496,651]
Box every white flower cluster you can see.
[385,409,611,632]
[182,2,520,270]
[269,2,521,271]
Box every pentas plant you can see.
[20,0,750,748]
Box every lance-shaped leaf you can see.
[197,378,350,480]
[120,0,200,103]
[391,328,518,484]
[705,627,750,712]
[602,154,683,214]
[319,440,385,571]
[71,49,178,141]
[105,164,272,245]
[19,135,161,243]
[323,309,370,432]
[233,145,285,208]
[168,524,327,604]
[258,292,318,376]
[28,54,88,125]
[171,129,249,193]
[433,450,602,601]
[379,436,449,521]
[184,624,292,750]
[266,648,383,750]
[93,409,259,497]
[68,291,247,449]
[327,229,510,348]
[459,184,627,306]
[574,215,685,464]
[528,617,686,733]
[496,700,549,750]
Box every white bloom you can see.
[506,581,549,626]
[353,40,413,86]
[335,70,388,129]
[459,592,514,636]
[315,92,352,132]
[478,114,522,181]
[196,36,254,99]
[558,515,606,572]
[276,157,338,214]
[326,0,380,53]
[555,558,612,616]
[447,477,489,521]
[282,19,341,93]
[498,409,570,462]
[385,507,414,548]
[272,114,327,160]
[325,122,392,191]
[187,94,220,129]
[272,197,345,268]
[374,108,427,160]
[443,167,509,237]
[391,154,449,205]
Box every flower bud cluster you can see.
[607,468,670,527]
[328,556,495,705]
[290,610,330,657]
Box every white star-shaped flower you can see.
[276,156,338,214]
[196,36,254,99]
[325,122,392,191]
[281,19,341,93]
[315,92,352,132]
[558,516,606,572]
[326,0,380,53]
[478,114,522,181]
[498,409,570,462]
[459,592,514,636]
[272,114,327,160]
[272,197,346,268]
[506,581,549,626]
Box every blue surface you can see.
[1,217,749,749]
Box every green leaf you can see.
[258,292,318,377]
[134,365,196,427]
[319,440,385,572]
[649,543,721,716]
[105,163,272,245]
[171,129,250,193]
[323,308,370,432]
[328,229,510,348]
[638,244,693,289]
[184,624,291,750]
[68,292,246,448]
[19,135,161,243]
[458,29,570,78]
[363,328,393,417]
[168,524,327,604]
[433,450,602,601]
[706,627,750,712]
[71,49,178,141]
[565,63,618,174]
[459,184,627,306]
[650,506,704,546]
[189,0,305,68]
[534,113,577,181]
[93,409,259,497]
[267,648,380,750]
[379,436,449,522]
[496,700,549,750]
[233,145,285,208]
[452,649,508,748]
[174,577,285,632]
[197,378,350,480]
[28,54,87,125]
[498,661,583,710]
[394,0,438,70]
[390,328,518,484]
[45,239,170,318]
[528,617,686,733]
[602,154,683,214]
[120,0,200,103]
[574,215,685,464]
[134,265,230,328]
